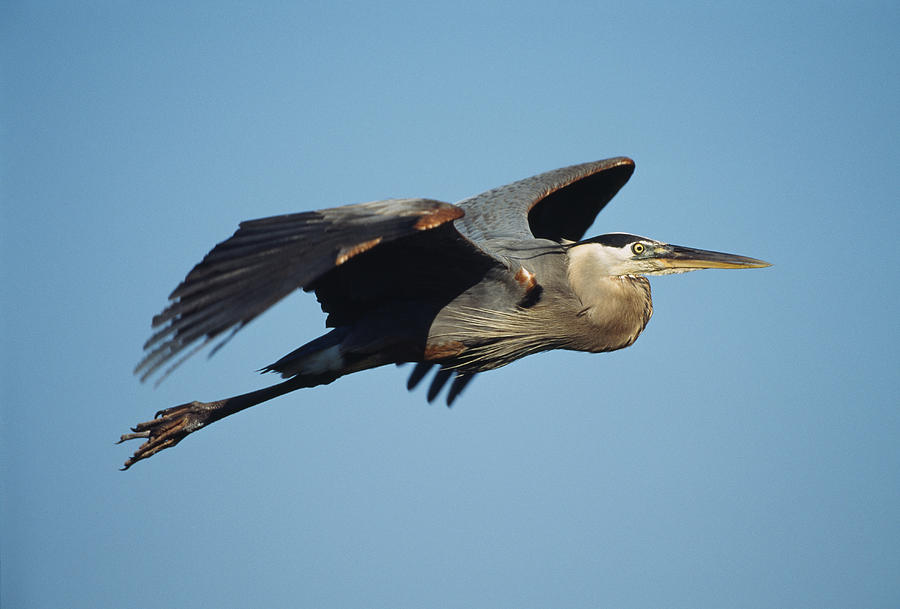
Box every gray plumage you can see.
[120,157,769,469]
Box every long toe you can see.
[119,401,214,470]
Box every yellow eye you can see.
[632,243,645,255]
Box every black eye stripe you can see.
[579,233,642,248]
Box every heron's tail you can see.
[262,326,409,385]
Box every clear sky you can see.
[2,2,898,608]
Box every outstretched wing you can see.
[455,157,635,244]
[135,198,469,382]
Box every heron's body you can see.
[420,239,653,371]
[121,157,769,468]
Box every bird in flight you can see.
[119,157,769,469]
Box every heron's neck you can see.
[566,254,653,350]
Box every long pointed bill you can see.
[659,245,771,271]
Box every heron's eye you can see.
[632,243,645,255]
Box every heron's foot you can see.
[118,400,219,470]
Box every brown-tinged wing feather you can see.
[136,198,464,382]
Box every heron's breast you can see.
[574,275,653,352]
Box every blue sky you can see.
[3,2,898,608]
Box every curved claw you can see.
[118,401,215,470]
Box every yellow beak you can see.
[659,245,772,270]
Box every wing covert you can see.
[454,157,635,244]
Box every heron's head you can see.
[568,233,770,277]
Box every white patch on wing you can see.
[304,345,344,375]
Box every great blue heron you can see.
[119,157,769,469]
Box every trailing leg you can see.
[118,374,334,469]
[120,325,418,469]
